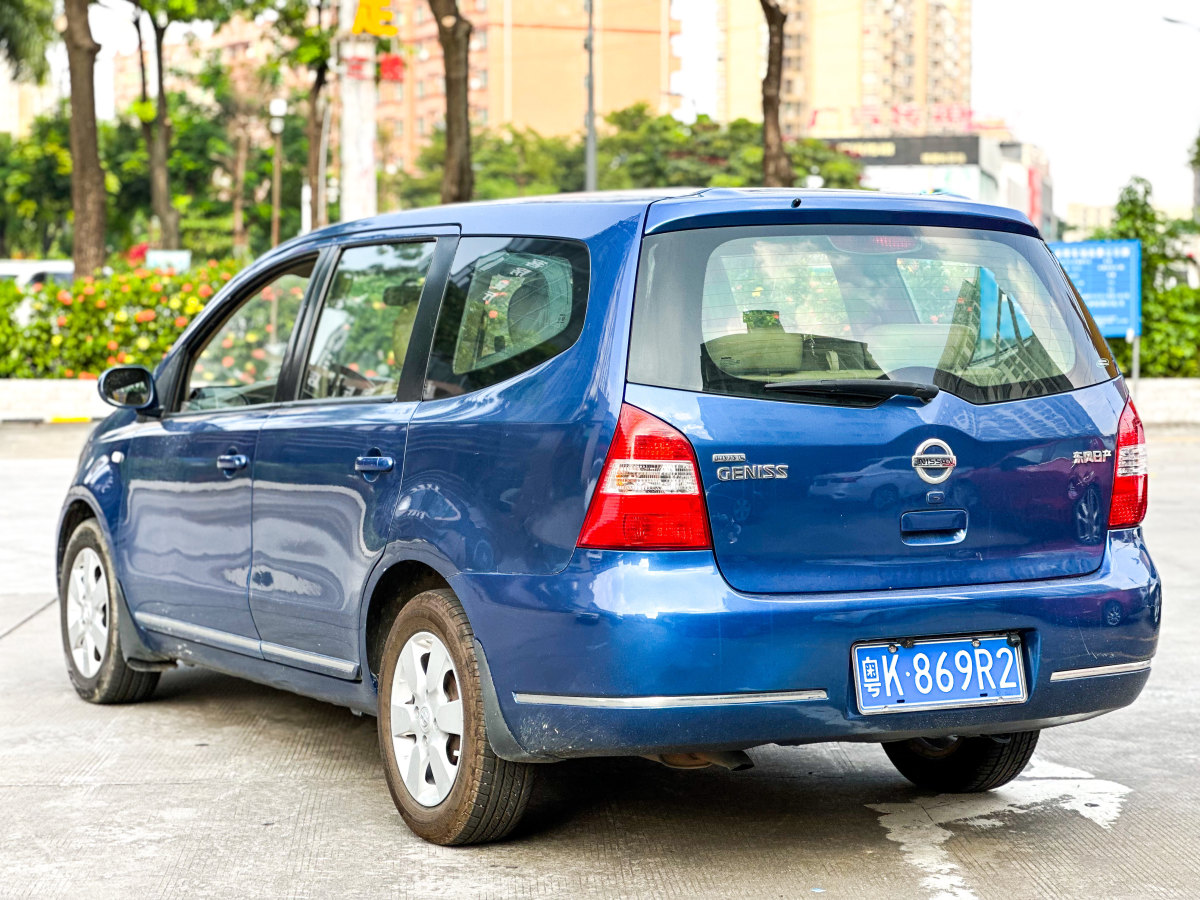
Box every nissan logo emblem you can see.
[912,438,956,484]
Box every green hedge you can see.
[0,260,241,379]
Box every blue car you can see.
[58,189,1159,845]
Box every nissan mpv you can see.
[58,189,1160,844]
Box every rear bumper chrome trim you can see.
[1050,659,1152,682]
[511,689,828,709]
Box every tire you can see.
[883,731,1039,792]
[377,588,535,845]
[59,519,160,704]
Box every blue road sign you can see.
[1048,240,1142,338]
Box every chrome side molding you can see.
[134,612,360,681]
[512,689,828,709]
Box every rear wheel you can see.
[377,588,535,845]
[59,520,159,704]
[883,731,1039,792]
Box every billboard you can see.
[1048,240,1142,339]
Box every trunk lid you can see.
[626,382,1122,593]
[624,219,1123,594]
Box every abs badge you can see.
[911,438,956,484]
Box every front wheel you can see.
[377,588,535,845]
[59,520,159,704]
[883,731,1039,792]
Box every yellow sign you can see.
[352,0,398,37]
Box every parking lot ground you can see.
[1,422,1198,899]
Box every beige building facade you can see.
[714,0,765,124]
[783,0,972,138]
[703,0,971,136]
[380,0,679,172]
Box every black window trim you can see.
[164,248,326,419]
[277,232,460,408]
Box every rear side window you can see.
[424,236,589,398]
[629,225,1116,405]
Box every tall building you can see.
[0,65,60,138]
[682,0,971,136]
[380,0,680,173]
[784,0,972,138]
[713,0,765,124]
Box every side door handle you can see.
[354,455,395,475]
[216,453,249,473]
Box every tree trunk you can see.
[232,126,250,257]
[759,0,794,188]
[430,0,473,204]
[306,64,327,229]
[149,20,180,248]
[63,0,106,277]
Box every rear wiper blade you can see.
[762,379,940,403]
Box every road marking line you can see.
[868,757,1131,900]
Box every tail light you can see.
[578,404,712,550]
[1109,399,1148,528]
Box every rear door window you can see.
[300,240,435,401]
[629,225,1115,405]
[423,237,589,398]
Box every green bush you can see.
[0,260,241,379]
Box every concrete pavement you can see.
[1,422,1197,899]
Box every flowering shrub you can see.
[0,260,242,379]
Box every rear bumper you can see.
[452,528,1160,760]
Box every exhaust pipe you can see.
[646,750,754,771]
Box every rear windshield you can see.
[628,224,1117,405]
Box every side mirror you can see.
[98,365,159,413]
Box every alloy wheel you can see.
[66,547,109,678]
[389,630,464,807]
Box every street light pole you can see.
[584,0,597,192]
[269,98,287,247]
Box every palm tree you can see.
[0,0,54,81]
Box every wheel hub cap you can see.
[66,547,109,679]
[389,630,464,807]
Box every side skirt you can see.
[135,612,361,681]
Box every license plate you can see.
[853,634,1027,715]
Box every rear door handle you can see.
[216,453,249,472]
[355,455,395,474]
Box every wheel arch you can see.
[56,489,106,584]
[359,552,453,686]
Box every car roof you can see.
[274,187,1039,260]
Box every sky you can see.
[972,0,1200,216]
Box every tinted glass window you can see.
[424,236,589,398]
[301,241,435,401]
[182,258,312,411]
[629,225,1116,405]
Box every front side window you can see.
[629,225,1116,405]
[182,258,312,412]
[301,241,435,401]
[424,236,589,398]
